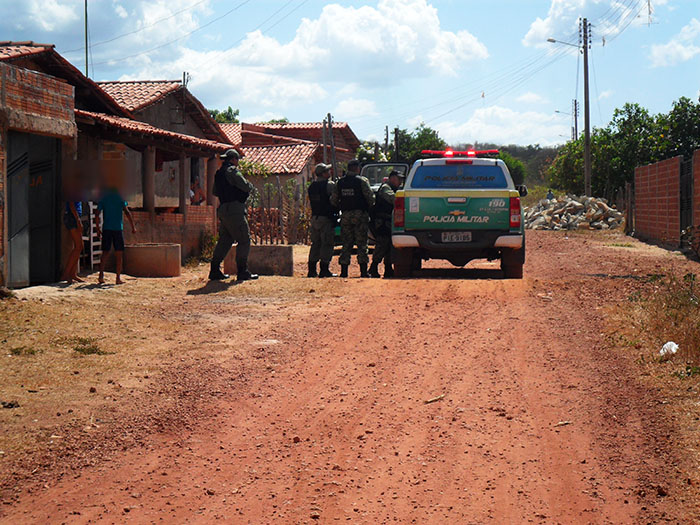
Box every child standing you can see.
[95,188,136,284]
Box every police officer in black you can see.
[209,149,258,282]
[307,163,337,278]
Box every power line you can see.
[196,0,303,69]
[63,0,210,55]
[91,0,252,67]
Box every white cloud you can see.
[334,98,378,120]
[27,0,79,32]
[114,2,129,19]
[649,18,700,67]
[222,0,488,83]
[523,0,650,49]
[516,92,548,104]
[436,105,570,146]
[598,89,614,100]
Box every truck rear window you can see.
[409,164,508,189]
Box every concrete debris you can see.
[524,195,624,231]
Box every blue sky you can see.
[2,0,698,146]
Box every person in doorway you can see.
[60,200,84,283]
[209,149,258,282]
[96,188,137,285]
[190,178,205,205]
[369,170,402,278]
[307,163,338,278]
[331,159,374,277]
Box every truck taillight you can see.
[394,196,405,228]
[510,197,521,228]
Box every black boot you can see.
[368,262,380,278]
[208,264,229,280]
[319,262,336,278]
[307,262,318,278]
[359,263,369,278]
[237,262,259,282]
[339,264,349,278]
[383,265,394,279]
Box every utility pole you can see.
[327,113,339,178]
[84,0,89,77]
[572,99,579,139]
[384,126,389,155]
[322,117,328,164]
[582,17,592,196]
[394,127,399,161]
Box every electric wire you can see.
[195,0,308,69]
[589,48,604,126]
[90,0,252,67]
[63,0,210,54]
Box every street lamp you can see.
[548,18,592,196]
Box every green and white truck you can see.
[391,150,527,278]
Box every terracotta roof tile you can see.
[0,41,54,60]
[241,143,318,175]
[219,123,242,146]
[75,109,233,153]
[260,122,349,130]
[97,80,182,112]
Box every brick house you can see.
[0,42,235,285]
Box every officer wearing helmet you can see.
[330,159,374,277]
[209,148,258,282]
[307,163,338,278]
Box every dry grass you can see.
[0,263,337,465]
[614,272,700,366]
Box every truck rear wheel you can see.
[394,248,414,277]
[501,262,523,279]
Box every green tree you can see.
[389,124,447,164]
[209,106,240,123]
[264,117,290,124]
[356,141,388,163]
[664,97,700,159]
[498,151,526,186]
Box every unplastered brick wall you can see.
[1,62,74,124]
[694,150,700,228]
[0,131,5,284]
[126,206,215,260]
[634,156,682,247]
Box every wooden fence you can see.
[248,176,312,245]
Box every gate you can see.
[681,158,693,232]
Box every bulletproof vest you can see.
[214,164,249,204]
[337,175,368,212]
[308,180,335,217]
[374,184,395,217]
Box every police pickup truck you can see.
[391,149,527,278]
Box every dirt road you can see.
[2,231,697,523]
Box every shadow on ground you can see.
[186,280,241,295]
[407,268,507,280]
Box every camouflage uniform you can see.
[331,173,374,266]
[372,182,396,269]
[308,179,337,264]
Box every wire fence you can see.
[248,176,312,245]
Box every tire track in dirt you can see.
[1,232,690,523]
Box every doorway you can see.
[7,131,61,287]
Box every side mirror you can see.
[517,185,528,197]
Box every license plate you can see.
[441,232,472,243]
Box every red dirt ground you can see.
[2,230,699,524]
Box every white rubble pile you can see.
[524,195,625,231]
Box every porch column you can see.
[206,155,217,205]
[178,153,188,223]
[142,146,156,217]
